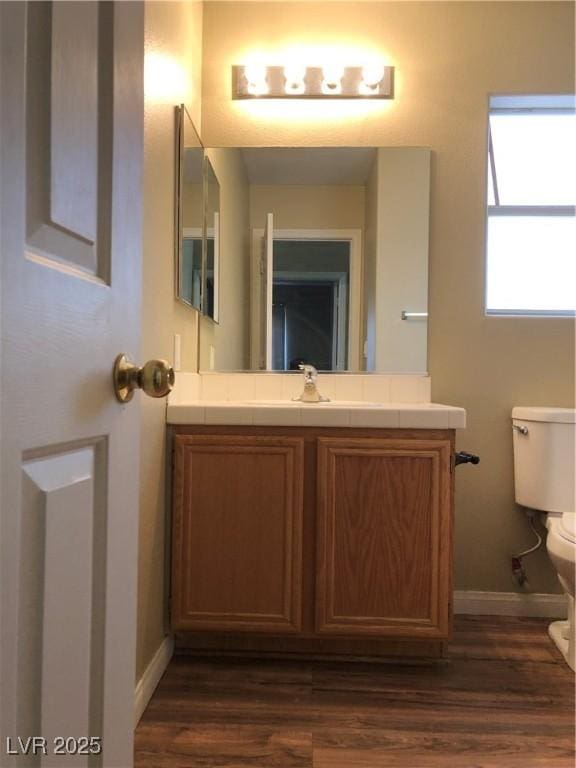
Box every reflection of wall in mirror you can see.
[249,185,365,231]
[365,148,430,373]
[182,180,203,228]
[181,162,203,310]
[199,148,250,370]
[205,162,220,215]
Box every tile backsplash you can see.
[169,372,431,405]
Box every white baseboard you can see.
[134,634,174,727]
[454,590,568,618]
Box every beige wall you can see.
[199,148,251,370]
[138,0,203,681]
[201,1,575,592]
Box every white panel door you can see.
[1,3,144,767]
[249,213,274,370]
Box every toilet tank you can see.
[512,407,576,514]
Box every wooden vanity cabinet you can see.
[316,437,452,639]
[171,434,304,633]
[171,426,454,655]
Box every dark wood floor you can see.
[134,616,575,768]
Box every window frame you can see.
[485,95,576,317]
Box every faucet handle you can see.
[298,363,318,383]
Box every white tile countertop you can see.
[166,374,466,429]
[167,400,466,429]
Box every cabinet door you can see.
[172,435,304,633]
[316,437,452,638]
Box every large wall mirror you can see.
[175,105,203,312]
[197,146,431,374]
[175,105,220,323]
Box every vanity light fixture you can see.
[232,63,394,99]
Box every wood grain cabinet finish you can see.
[316,437,452,638]
[171,435,304,633]
[171,426,454,654]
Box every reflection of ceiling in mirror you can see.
[241,147,377,185]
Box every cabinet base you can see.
[175,632,448,661]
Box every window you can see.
[485,95,576,315]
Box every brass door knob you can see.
[113,354,175,403]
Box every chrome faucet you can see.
[293,364,330,403]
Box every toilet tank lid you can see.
[512,406,576,424]
[560,514,576,544]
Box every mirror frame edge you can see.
[201,153,221,326]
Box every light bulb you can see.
[358,63,387,96]
[243,63,268,96]
[362,64,385,88]
[284,63,306,95]
[321,64,344,95]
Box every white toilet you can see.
[512,406,576,671]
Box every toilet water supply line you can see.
[511,509,544,587]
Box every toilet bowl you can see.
[512,406,576,671]
[546,513,575,670]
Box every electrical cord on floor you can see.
[511,511,544,588]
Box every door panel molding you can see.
[19,441,107,758]
[25,2,113,281]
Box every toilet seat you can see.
[559,513,576,544]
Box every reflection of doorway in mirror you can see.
[251,226,362,371]
[272,240,350,371]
